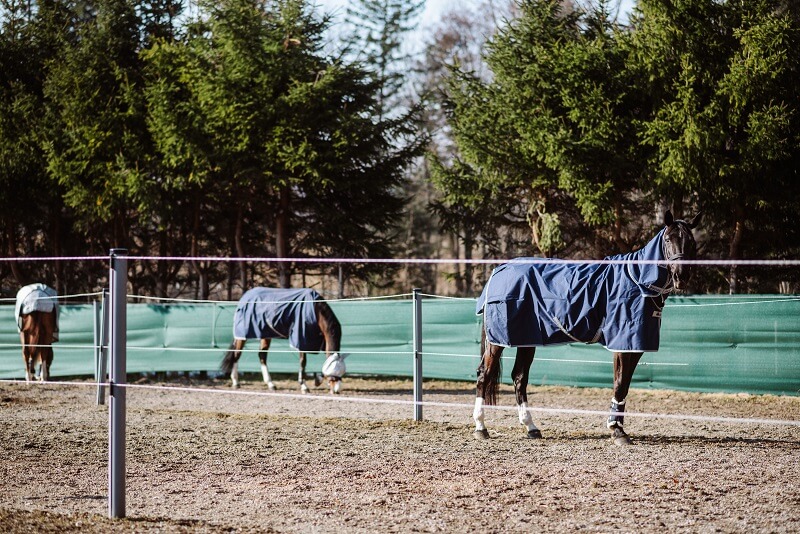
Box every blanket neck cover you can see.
[233,287,325,352]
[477,228,672,352]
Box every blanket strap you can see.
[549,315,604,345]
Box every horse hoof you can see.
[526,429,542,439]
[267,382,276,391]
[473,429,490,440]
[301,386,309,394]
[613,435,633,446]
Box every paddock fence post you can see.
[93,300,100,397]
[412,288,422,421]
[108,249,127,519]
[96,288,109,405]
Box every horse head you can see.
[314,300,346,393]
[662,210,702,291]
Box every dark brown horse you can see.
[474,211,701,445]
[220,287,344,393]
[15,284,59,382]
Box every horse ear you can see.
[664,210,674,227]
[687,211,702,229]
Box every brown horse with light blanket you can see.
[15,284,59,382]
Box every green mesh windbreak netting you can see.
[1,295,798,395]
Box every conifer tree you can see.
[346,0,424,118]
[146,0,423,293]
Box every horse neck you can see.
[316,301,341,354]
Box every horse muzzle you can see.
[672,271,691,291]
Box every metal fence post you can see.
[412,288,422,421]
[96,289,109,405]
[93,300,102,404]
[109,249,127,518]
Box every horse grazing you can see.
[220,287,345,394]
[474,211,701,445]
[15,283,59,382]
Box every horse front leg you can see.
[298,352,309,393]
[512,347,540,438]
[40,312,55,382]
[474,341,503,439]
[40,347,52,382]
[608,351,643,446]
[20,331,34,382]
[258,339,275,390]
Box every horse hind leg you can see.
[258,339,275,390]
[20,316,36,382]
[298,352,309,393]
[40,347,53,382]
[473,333,503,439]
[39,311,56,382]
[221,339,245,388]
[512,347,541,439]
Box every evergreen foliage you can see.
[436,0,800,293]
[346,0,424,116]
[1,0,798,297]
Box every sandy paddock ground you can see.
[1,375,799,533]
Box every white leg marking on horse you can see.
[518,402,538,432]
[300,381,309,393]
[260,363,275,390]
[231,362,239,388]
[473,397,486,431]
[333,381,341,394]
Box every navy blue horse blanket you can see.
[233,288,325,352]
[477,229,673,352]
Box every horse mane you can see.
[315,300,341,352]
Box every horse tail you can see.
[220,341,239,376]
[479,322,502,406]
[22,311,55,378]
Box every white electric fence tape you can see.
[1,378,798,428]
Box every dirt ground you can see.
[1,375,799,533]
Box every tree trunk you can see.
[464,231,474,296]
[156,228,168,298]
[275,185,291,288]
[114,210,127,250]
[672,196,685,220]
[5,220,25,285]
[728,203,746,295]
[612,201,624,252]
[235,203,246,290]
[338,264,344,298]
[51,209,63,294]
[189,190,210,300]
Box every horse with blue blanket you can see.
[221,288,345,394]
[474,211,701,445]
